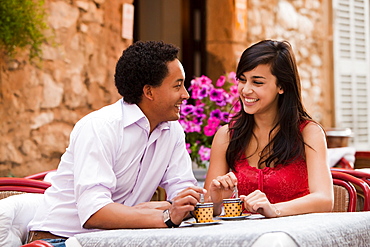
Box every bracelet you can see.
[272,205,281,217]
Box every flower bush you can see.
[179,72,241,169]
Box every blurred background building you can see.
[0,0,369,176]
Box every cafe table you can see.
[65,212,370,247]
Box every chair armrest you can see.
[0,178,51,189]
[331,170,370,211]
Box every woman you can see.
[204,40,333,218]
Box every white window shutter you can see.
[333,0,370,150]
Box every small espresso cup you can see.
[192,202,214,223]
[223,198,243,217]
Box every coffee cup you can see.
[192,202,214,223]
[223,198,242,217]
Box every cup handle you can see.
[239,201,243,216]
[190,211,198,223]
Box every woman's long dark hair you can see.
[226,40,313,170]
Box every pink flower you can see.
[216,75,226,87]
[230,85,239,98]
[189,84,201,99]
[199,145,211,161]
[186,143,191,154]
[198,75,213,86]
[179,72,239,169]
[195,100,205,107]
[181,104,195,116]
[207,117,221,128]
[204,125,217,136]
[188,121,202,133]
[228,72,237,84]
[209,88,224,103]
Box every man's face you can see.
[149,59,189,124]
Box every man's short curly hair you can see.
[114,40,180,104]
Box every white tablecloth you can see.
[66,212,370,247]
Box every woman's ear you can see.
[143,85,154,101]
[278,87,284,95]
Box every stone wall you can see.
[247,0,332,125]
[0,0,130,177]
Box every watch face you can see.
[163,209,170,222]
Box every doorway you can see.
[133,0,207,88]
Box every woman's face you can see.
[237,64,284,117]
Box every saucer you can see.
[184,220,221,226]
[217,213,251,220]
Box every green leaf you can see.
[0,0,49,60]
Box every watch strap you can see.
[163,209,180,228]
[164,218,179,228]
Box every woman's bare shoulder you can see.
[213,124,230,144]
[302,121,325,136]
[218,124,229,133]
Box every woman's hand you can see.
[240,190,280,218]
[209,172,238,205]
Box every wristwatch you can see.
[163,209,179,228]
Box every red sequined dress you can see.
[234,121,310,203]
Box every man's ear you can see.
[143,85,154,100]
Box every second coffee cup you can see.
[223,198,242,217]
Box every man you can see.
[27,41,204,244]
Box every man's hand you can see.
[169,186,206,225]
[84,187,206,229]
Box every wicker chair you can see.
[0,191,26,200]
[0,171,164,246]
[331,170,370,212]
[0,174,53,246]
[150,186,166,201]
[332,177,357,212]
[0,177,51,200]
[331,168,370,211]
[331,167,370,186]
